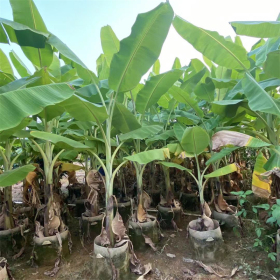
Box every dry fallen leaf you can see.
[188,259,239,278]
[230,266,239,277]
[142,234,157,251]
[137,263,152,280]
[182,267,195,276]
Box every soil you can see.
[7,214,278,280]
[8,169,279,279]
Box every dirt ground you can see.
[7,213,278,280]
[8,170,279,280]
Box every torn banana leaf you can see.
[252,153,271,199]
[212,130,270,151]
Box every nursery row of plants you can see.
[0,0,280,278]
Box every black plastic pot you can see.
[68,199,86,218]
[67,185,82,201]
[179,192,199,211]
[149,190,161,208]
[33,229,70,266]
[188,219,223,261]
[113,199,132,225]
[81,213,105,243]
[212,206,239,228]
[15,207,34,223]
[93,237,130,280]
[0,225,26,259]
[128,215,160,251]
[157,204,182,229]
[223,195,238,207]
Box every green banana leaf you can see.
[204,163,238,178]
[112,103,141,133]
[0,117,31,141]
[211,78,238,89]
[230,21,280,38]
[169,86,203,118]
[75,83,107,104]
[0,83,74,131]
[254,37,280,67]
[264,50,280,79]
[30,131,90,150]
[0,18,48,48]
[0,49,14,75]
[119,125,163,142]
[9,50,31,77]
[10,0,48,32]
[264,146,280,170]
[172,57,181,69]
[152,59,160,75]
[242,73,280,117]
[1,13,97,83]
[9,0,53,68]
[174,110,200,125]
[206,147,239,165]
[181,126,210,155]
[100,25,120,65]
[0,72,15,87]
[60,95,108,125]
[145,130,174,145]
[109,3,173,93]
[173,122,185,142]
[194,77,215,102]
[48,35,99,84]
[136,69,183,114]
[125,148,169,164]
[0,165,36,187]
[181,68,207,93]
[0,77,39,94]
[59,150,79,161]
[157,161,191,172]
[211,100,244,117]
[96,54,110,80]
[173,16,250,70]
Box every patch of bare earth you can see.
[8,214,278,280]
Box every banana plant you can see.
[58,2,175,245]
[124,146,170,222]
[0,0,90,235]
[172,14,280,200]
[0,80,77,234]
[0,118,35,230]
[159,126,243,228]
[117,63,184,221]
